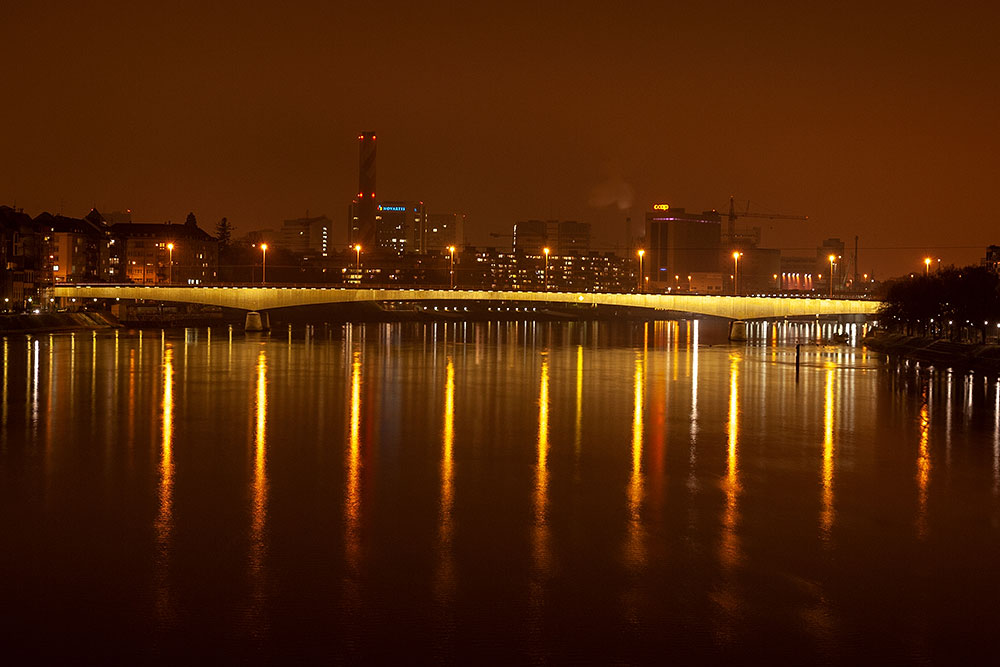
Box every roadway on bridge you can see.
[51,285,882,320]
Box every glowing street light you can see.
[732,251,743,295]
[637,249,645,293]
[261,243,268,284]
[448,245,456,289]
[828,254,836,296]
[354,244,362,270]
[924,257,931,276]
[773,273,779,292]
[543,247,550,290]
[166,242,174,284]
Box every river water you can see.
[2,320,999,663]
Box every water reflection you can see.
[436,357,456,603]
[917,383,931,539]
[251,348,268,598]
[626,353,645,568]
[574,345,583,459]
[995,381,1000,497]
[689,321,699,489]
[721,354,741,568]
[531,353,551,589]
[345,347,363,572]
[2,338,8,440]
[821,368,835,541]
[155,346,174,625]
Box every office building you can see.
[512,219,591,255]
[281,215,331,257]
[644,207,721,290]
[424,212,465,254]
[377,201,426,254]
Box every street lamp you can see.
[543,247,550,290]
[732,251,743,295]
[166,242,174,284]
[448,245,456,289]
[828,254,836,296]
[354,244,362,270]
[637,249,645,293]
[924,257,931,276]
[773,273,779,292]
[261,243,268,284]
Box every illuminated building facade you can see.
[111,217,218,285]
[35,210,111,283]
[377,201,426,254]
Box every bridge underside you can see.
[51,285,881,321]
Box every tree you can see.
[185,212,197,227]
[215,217,233,249]
[880,265,1000,341]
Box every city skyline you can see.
[2,2,997,277]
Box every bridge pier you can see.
[245,311,270,332]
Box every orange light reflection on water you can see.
[251,349,268,569]
[346,349,362,568]
[626,353,645,568]
[721,354,741,568]
[436,357,456,601]
[155,346,174,624]
[821,368,835,540]
[917,384,931,539]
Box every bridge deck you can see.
[50,285,881,320]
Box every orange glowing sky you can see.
[2,1,998,276]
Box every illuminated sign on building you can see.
[379,206,406,212]
[653,203,670,211]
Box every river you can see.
[2,320,999,662]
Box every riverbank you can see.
[865,333,1000,373]
[0,311,122,334]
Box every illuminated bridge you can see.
[50,285,881,320]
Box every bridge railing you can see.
[52,282,879,301]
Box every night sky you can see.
[3,1,998,276]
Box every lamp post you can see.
[637,249,645,293]
[354,244,362,270]
[924,257,931,276]
[166,243,174,284]
[448,245,456,289]
[828,254,836,296]
[732,251,742,295]
[543,247,550,290]
[261,243,268,284]
[773,273,779,292]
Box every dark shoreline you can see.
[0,311,122,334]
[865,333,1000,374]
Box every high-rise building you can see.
[512,220,591,255]
[424,212,465,254]
[352,132,377,248]
[644,207,721,290]
[376,201,426,254]
[281,215,331,257]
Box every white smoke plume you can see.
[588,176,634,210]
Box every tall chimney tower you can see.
[356,132,377,248]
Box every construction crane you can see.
[714,195,808,242]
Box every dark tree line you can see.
[880,265,1000,342]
